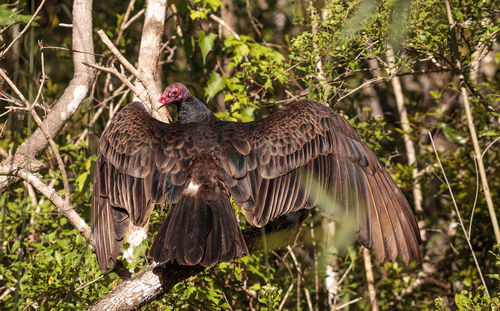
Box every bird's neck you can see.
[177,97,217,124]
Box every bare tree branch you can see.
[210,14,241,40]
[0,69,71,205]
[134,0,170,122]
[0,165,91,241]
[0,0,47,59]
[385,46,424,216]
[83,61,140,97]
[429,133,489,297]
[443,0,500,244]
[363,248,379,311]
[96,28,171,122]
[90,211,309,310]
[0,0,96,192]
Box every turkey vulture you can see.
[92,82,420,270]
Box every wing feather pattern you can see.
[218,99,420,263]
[92,102,193,270]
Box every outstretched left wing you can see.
[216,99,420,263]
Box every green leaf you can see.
[190,10,207,20]
[0,8,39,27]
[11,240,20,253]
[198,31,217,64]
[205,0,223,11]
[204,72,227,102]
[75,172,88,192]
[54,251,63,267]
[480,130,499,137]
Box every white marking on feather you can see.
[184,181,200,196]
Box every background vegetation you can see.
[0,0,499,309]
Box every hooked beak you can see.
[157,98,173,122]
[157,96,168,110]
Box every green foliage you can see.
[0,6,39,27]
[198,30,217,64]
[204,71,227,102]
[1,0,499,309]
[0,142,109,309]
[435,247,500,310]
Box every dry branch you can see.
[0,69,71,205]
[0,0,96,193]
[90,211,309,310]
[363,248,379,311]
[210,14,241,40]
[429,133,489,297]
[443,0,500,244]
[83,62,140,98]
[134,0,170,123]
[0,165,91,241]
[0,0,47,59]
[385,46,424,216]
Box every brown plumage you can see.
[91,82,420,270]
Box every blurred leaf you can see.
[198,30,217,64]
[205,72,227,102]
[0,8,39,27]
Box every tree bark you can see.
[385,46,424,216]
[90,211,309,310]
[133,0,169,123]
[0,0,96,192]
[363,248,379,311]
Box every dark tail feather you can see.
[92,196,129,270]
[150,192,248,267]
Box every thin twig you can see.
[363,248,379,311]
[75,274,105,292]
[83,62,140,97]
[481,136,500,158]
[334,297,362,309]
[120,9,145,38]
[0,69,71,205]
[278,283,294,311]
[337,77,386,102]
[0,0,47,59]
[272,251,295,311]
[468,156,480,238]
[209,14,241,40]
[114,0,138,45]
[336,262,353,287]
[97,30,143,81]
[443,0,500,244]
[0,165,91,241]
[429,132,489,297]
[75,89,130,145]
[310,221,319,311]
[245,0,262,38]
[287,246,313,311]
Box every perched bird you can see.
[92,82,420,270]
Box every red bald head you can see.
[159,83,191,106]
